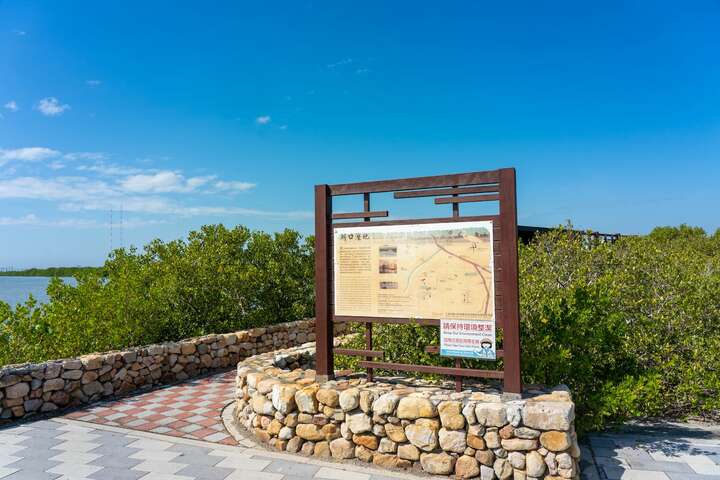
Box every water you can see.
[0,276,77,306]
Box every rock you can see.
[508,451,525,469]
[385,423,407,442]
[455,455,480,479]
[355,445,374,462]
[23,399,43,412]
[300,441,315,456]
[5,382,30,399]
[316,388,339,407]
[499,424,514,439]
[405,419,439,452]
[286,436,303,453]
[313,441,330,458]
[539,431,571,451]
[398,443,420,461]
[521,401,574,431]
[81,371,98,384]
[82,380,103,396]
[81,355,103,370]
[475,403,507,427]
[257,378,280,395]
[525,451,546,477]
[62,370,83,380]
[278,426,294,440]
[353,433,379,450]
[372,393,400,415]
[251,394,275,415]
[397,397,437,419]
[501,438,538,451]
[513,470,526,480]
[556,452,572,469]
[484,429,501,449]
[329,438,354,459]
[296,424,326,441]
[420,452,455,475]
[339,388,360,412]
[359,390,376,413]
[346,411,373,434]
[438,401,465,430]
[467,424,486,449]
[480,464,495,480]
[295,385,319,413]
[506,402,522,427]
[378,437,396,453]
[267,419,283,436]
[463,401,478,425]
[271,384,297,414]
[513,427,541,439]
[439,427,467,453]
[494,458,513,479]
[373,453,410,469]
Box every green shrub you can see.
[338,224,720,432]
[0,225,314,366]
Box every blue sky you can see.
[1,1,718,268]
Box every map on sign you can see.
[333,221,494,320]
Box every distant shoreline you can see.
[0,267,101,277]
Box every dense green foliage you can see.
[0,266,101,277]
[337,225,720,431]
[0,225,314,366]
[3,222,719,432]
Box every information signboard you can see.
[440,319,496,360]
[333,221,495,321]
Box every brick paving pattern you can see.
[63,370,237,445]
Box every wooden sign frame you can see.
[314,168,521,394]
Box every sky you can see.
[0,1,718,268]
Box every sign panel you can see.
[440,319,496,360]
[333,221,494,321]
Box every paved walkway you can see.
[1,369,720,480]
[586,423,720,480]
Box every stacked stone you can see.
[236,345,581,479]
[1,319,326,422]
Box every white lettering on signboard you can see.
[440,319,496,360]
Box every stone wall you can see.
[0,319,338,422]
[235,345,580,479]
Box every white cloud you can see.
[213,180,256,193]
[36,97,70,116]
[256,115,271,125]
[327,58,353,68]
[0,176,115,202]
[0,214,38,226]
[48,161,66,170]
[119,171,215,193]
[85,80,102,86]
[63,152,107,161]
[12,30,26,36]
[0,147,60,165]
[279,125,288,131]
[4,101,18,112]
[77,162,143,176]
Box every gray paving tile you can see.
[173,451,223,467]
[176,463,235,480]
[89,451,143,469]
[667,474,720,480]
[624,458,696,473]
[16,435,65,452]
[3,471,61,480]
[259,458,321,477]
[91,444,142,457]
[3,457,60,475]
[87,466,146,480]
